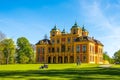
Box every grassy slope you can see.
[0,64,120,80]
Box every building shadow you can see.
[0,67,120,80]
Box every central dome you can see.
[71,22,81,29]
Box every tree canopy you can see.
[103,52,110,60]
[16,37,34,63]
[113,50,120,64]
[103,52,114,64]
[0,39,15,64]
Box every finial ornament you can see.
[82,25,85,31]
[74,21,77,26]
[54,24,57,29]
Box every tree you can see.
[113,50,120,64]
[0,39,15,64]
[16,37,34,63]
[103,52,110,61]
[103,52,114,64]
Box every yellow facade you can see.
[36,22,103,64]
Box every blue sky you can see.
[0,0,120,57]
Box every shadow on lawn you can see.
[0,67,120,80]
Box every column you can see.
[56,56,58,63]
[44,54,46,64]
[74,55,76,63]
[68,56,70,63]
[62,56,64,63]
[46,56,48,63]
[51,56,53,63]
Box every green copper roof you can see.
[51,25,59,31]
[82,25,88,32]
[52,25,57,30]
[71,22,81,29]
[62,28,66,34]
[74,21,77,26]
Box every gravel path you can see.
[99,64,112,68]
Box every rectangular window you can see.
[42,48,44,54]
[57,39,59,44]
[38,48,40,54]
[52,39,54,44]
[68,38,70,43]
[82,45,87,53]
[61,38,66,42]
[52,48,54,53]
[90,45,94,53]
[61,45,65,52]
[76,45,80,53]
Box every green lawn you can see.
[0,64,120,80]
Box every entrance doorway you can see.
[58,56,62,63]
[48,57,51,63]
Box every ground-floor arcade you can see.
[36,53,103,64]
[47,56,74,63]
[37,53,89,64]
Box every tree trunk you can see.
[6,57,9,64]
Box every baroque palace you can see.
[36,22,103,64]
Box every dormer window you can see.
[73,29,76,34]
[52,32,55,36]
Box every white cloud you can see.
[79,0,120,57]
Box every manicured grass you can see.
[0,64,120,80]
